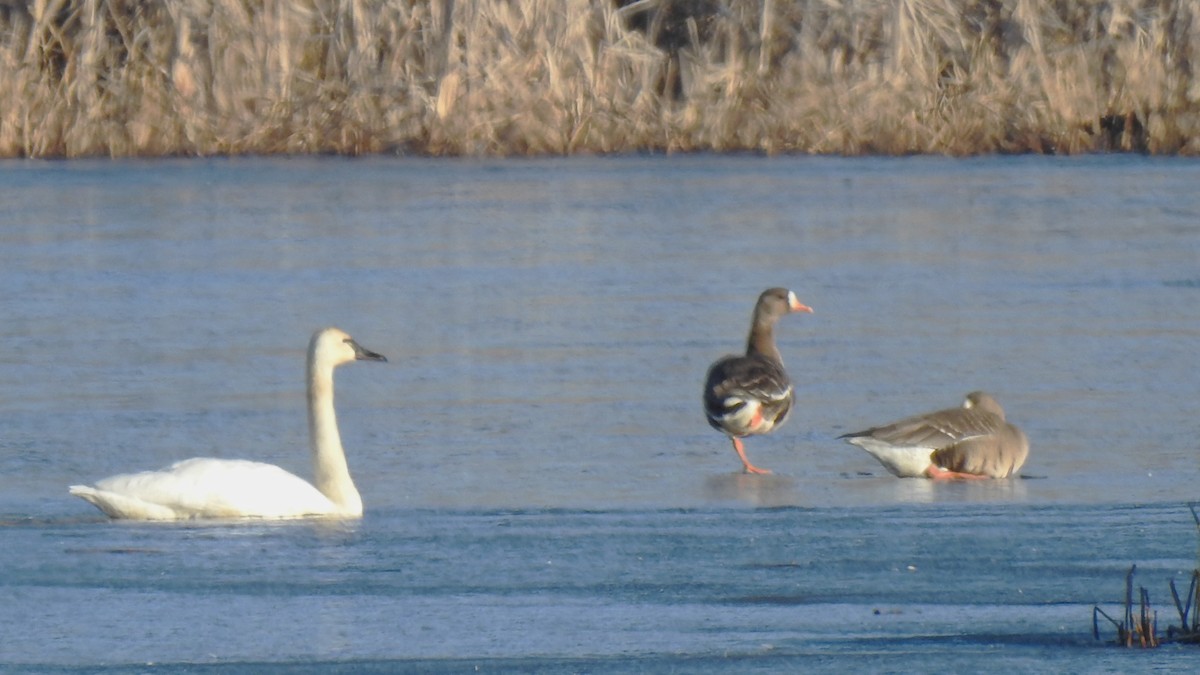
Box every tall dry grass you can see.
[0,0,1196,157]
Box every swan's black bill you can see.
[347,339,387,362]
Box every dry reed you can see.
[1094,503,1200,648]
[1,0,1197,158]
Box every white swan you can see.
[69,327,387,520]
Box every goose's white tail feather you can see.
[842,437,937,478]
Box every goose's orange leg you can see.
[731,437,772,475]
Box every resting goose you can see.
[840,391,1029,479]
[69,327,386,520]
[703,288,813,474]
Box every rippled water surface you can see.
[1,156,1197,671]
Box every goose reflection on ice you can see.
[703,472,800,507]
[882,473,1031,504]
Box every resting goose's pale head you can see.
[962,390,1004,419]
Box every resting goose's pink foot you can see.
[925,464,992,480]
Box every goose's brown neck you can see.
[746,319,783,364]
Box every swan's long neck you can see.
[307,354,363,516]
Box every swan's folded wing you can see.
[90,458,336,519]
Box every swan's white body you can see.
[69,328,386,520]
[68,458,345,520]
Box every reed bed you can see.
[1,0,1197,158]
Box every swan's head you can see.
[310,327,388,368]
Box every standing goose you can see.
[703,288,813,474]
[69,327,387,520]
[840,391,1029,479]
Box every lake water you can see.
[0,155,1197,671]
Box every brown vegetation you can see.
[1094,504,1200,648]
[1,0,1197,158]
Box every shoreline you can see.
[2,0,1197,158]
